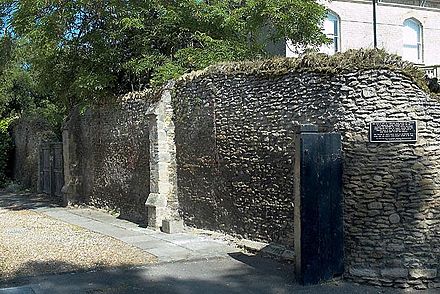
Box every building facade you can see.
[284,0,440,72]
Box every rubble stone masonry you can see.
[173,67,440,289]
[61,58,440,288]
[63,87,177,227]
[12,117,58,191]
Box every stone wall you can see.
[59,53,440,288]
[63,86,177,226]
[173,66,440,289]
[11,117,58,191]
[173,75,298,245]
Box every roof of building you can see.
[381,0,440,9]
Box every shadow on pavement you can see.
[0,257,430,294]
[0,191,61,211]
[228,251,294,273]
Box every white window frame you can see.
[319,11,341,55]
[327,12,340,54]
[286,10,341,57]
[402,18,423,64]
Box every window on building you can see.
[320,11,340,55]
[286,11,340,57]
[402,18,423,64]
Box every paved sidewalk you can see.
[35,206,240,263]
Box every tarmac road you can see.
[0,256,435,294]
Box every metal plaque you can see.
[369,121,417,143]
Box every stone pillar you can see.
[37,143,42,194]
[145,84,178,229]
[60,119,84,206]
[60,126,71,206]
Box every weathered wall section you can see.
[63,88,177,226]
[12,117,58,191]
[173,68,440,289]
[173,75,299,244]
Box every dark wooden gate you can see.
[294,125,344,285]
[39,142,64,199]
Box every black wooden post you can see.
[294,124,344,285]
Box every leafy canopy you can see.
[0,117,14,187]
[0,35,63,127]
[0,0,327,107]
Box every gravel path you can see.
[0,209,156,282]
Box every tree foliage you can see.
[0,117,13,187]
[0,0,327,108]
[0,35,63,128]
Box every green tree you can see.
[0,117,13,187]
[0,0,327,107]
[0,35,64,135]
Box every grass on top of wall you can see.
[178,49,431,94]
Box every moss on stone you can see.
[178,49,431,94]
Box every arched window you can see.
[403,18,423,63]
[321,11,340,55]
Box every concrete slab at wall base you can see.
[162,219,184,234]
[145,193,169,229]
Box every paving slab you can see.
[146,244,194,261]
[69,209,119,222]
[37,209,80,220]
[118,235,158,243]
[169,237,211,246]
[131,240,173,250]
[154,232,205,243]
[127,227,158,235]
[32,207,63,213]
[70,220,115,233]
[69,209,143,230]
[179,240,233,252]
[104,227,148,239]
[32,205,239,264]
[2,192,238,264]
[54,217,98,229]
[31,209,101,229]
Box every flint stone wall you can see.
[63,88,177,225]
[11,117,58,191]
[173,68,440,289]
